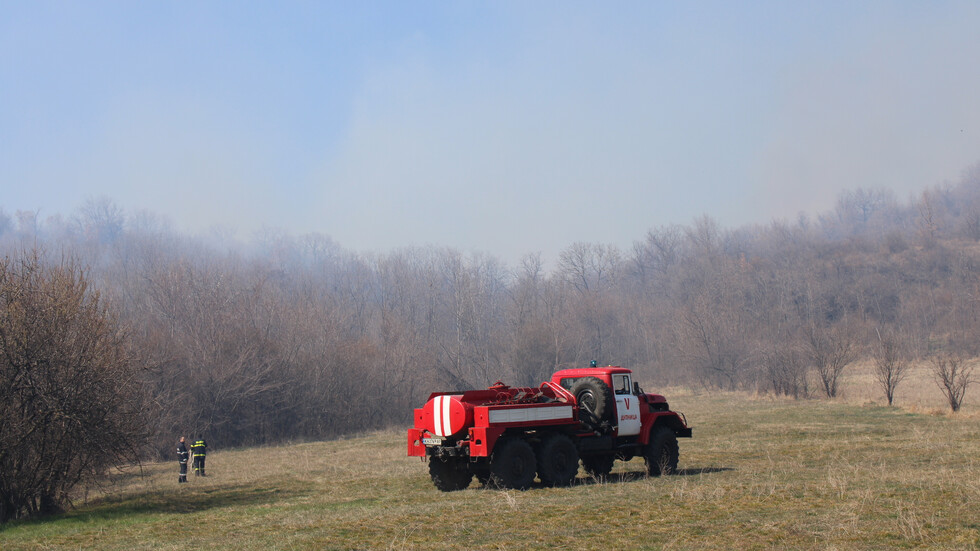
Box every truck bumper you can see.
[407,428,426,456]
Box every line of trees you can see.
[2,167,979,465]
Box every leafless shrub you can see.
[872,330,910,406]
[764,348,810,399]
[0,249,145,522]
[805,324,855,398]
[929,353,974,412]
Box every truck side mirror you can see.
[633,382,642,395]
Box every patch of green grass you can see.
[2,393,979,550]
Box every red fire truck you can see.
[408,364,691,490]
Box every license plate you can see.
[422,437,443,446]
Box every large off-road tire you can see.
[581,454,615,478]
[472,461,492,487]
[644,427,679,477]
[429,456,473,491]
[536,434,580,487]
[569,377,614,428]
[489,438,537,490]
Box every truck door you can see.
[611,373,641,436]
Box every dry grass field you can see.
[1,373,978,550]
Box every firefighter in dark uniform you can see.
[191,435,208,476]
[176,436,189,483]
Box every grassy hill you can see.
[1,389,978,550]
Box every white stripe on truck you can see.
[442,396,452,436]
[433,396,443,436]
[488,405,573,424]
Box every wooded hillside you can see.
[2,167,979,454]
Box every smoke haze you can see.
[2,2,979,264]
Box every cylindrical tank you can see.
[424,394,475,437]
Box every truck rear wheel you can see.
[429,456,473,491]
[581,454,615,478]
[489,438,537,490]
[536,434,579,487]
[569,377,614,428]
[645,427,679,476]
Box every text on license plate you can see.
[422,437,443,446]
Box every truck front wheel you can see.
[645,427,679,476]
[581,454,615,478]
[429,456,473,491]
[536,434,579,487]
[490,438,537,490]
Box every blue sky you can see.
[2,2,979,264]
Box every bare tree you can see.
[804,324,855,398]
[929,353,974,412]
[557,242,622,361]
[504,254,555,385]
[872,330,910,406]
[436,249,479,388]
[763,347,811,399]
[75,196,125,244]
[679,287,752,390]
[916,190,941,247]
[14,210,39,241]
[836,188,894,225]
[631,225,683,290]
